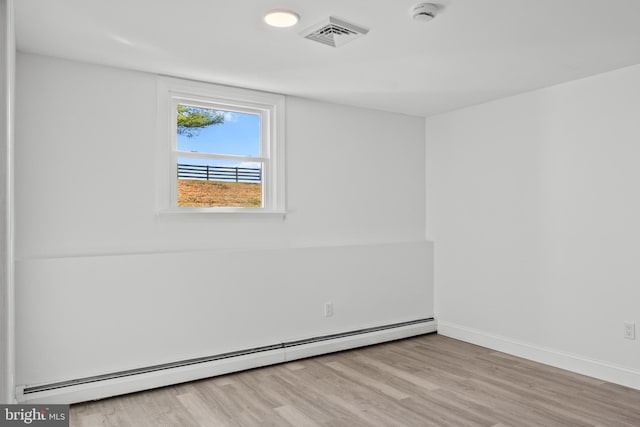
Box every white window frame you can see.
[156,76,286,215]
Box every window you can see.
[157,77,285,214]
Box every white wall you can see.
[14,53,432,388]
[16,54,426,258]
[427,64,640,388]
[0,0,15,404]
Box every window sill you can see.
[157,208,287,218]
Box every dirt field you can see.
[178,179,262,207]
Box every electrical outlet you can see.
[324,302,334,318]
[624,322,636,340]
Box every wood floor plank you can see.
[70,334,640,426]
[273,405,323,427]
[353,354,440,391]
[72,413,107,427]
[283,359,415,427]
[283,362,306,371]
[241,367,351,425]
[323,360,412,400]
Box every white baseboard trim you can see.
[437,320,640,391]
[17,318,436,404]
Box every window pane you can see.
[177,157,262,208]
[176,105,260,157]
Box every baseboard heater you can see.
[17,317,436,404]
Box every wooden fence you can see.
[178,163,261,183]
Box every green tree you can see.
[177,105,224,138]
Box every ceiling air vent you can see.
[301,16,369,48]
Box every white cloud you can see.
[221,111,238,122]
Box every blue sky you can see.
[177,109,260,167]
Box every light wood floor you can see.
[70,334,640,426]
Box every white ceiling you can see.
[14,0,640,117]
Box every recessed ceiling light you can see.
[264,10,300,28]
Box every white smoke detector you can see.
[411,3,439,22]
